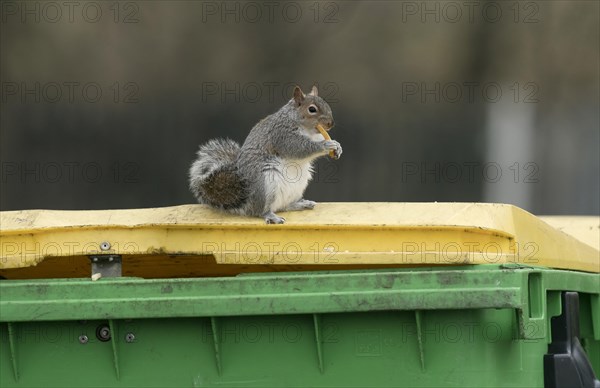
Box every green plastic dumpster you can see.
[0,203,598,387]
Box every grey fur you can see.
[189,138,246,209]
[189,85,342,223]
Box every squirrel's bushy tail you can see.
[189,138,247,210]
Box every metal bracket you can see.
[89,255,122,278]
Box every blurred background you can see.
[1,0,598,215]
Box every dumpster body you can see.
[1,203,598,387]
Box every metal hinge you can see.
[89,255,122,278]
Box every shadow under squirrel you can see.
[189,85,342,224]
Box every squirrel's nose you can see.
[328,119,335,129]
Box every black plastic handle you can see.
[544,292,600,388]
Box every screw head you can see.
[96,325,111,342]
[100,242,111,251]
[79,335,89,344]
[125,333,135,343]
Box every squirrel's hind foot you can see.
[264,211,286,224]
[284,199,316,211]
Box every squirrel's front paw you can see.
[324,140,342,160]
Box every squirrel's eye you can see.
[308,105,318,114]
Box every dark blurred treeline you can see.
[1,1,598,214]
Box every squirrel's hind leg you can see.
[284,199,316,211]
[263,211,286,224]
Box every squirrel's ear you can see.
[309,85,318,97]
[293,86,305,105]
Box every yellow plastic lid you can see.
[1,203,598,275]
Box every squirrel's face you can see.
[292,85,335,133]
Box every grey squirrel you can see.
[189,85,342,224]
